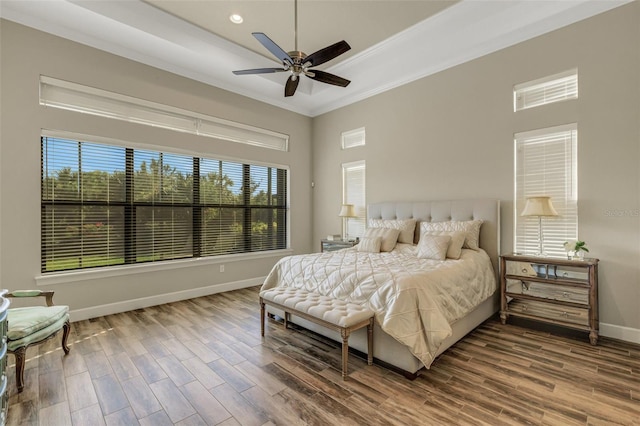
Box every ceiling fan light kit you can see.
[232,0,351,97]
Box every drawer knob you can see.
[561,311,569,317]
[563,292,570,298]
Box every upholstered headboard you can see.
[367,199,501,277]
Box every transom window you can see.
[41,135,288,273]
[514,69,578,112]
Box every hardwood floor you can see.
[6,286,640,425]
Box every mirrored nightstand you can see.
[500,253,599,345]
[320,239,356,252]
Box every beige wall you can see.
[0,20,313,317]
[1,4,639,340]
[313,3,640,338]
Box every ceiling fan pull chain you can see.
[294,0,298,52]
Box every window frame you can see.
[342,160,366,240]
[513,123,578,258]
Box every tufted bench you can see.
[260,287,374,379]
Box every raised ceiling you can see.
[145,0,458,65]
[0,0,632,117]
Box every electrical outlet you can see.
[220,265,225,273]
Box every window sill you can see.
[35,249,293,286]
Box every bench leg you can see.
[259,298,265,337]
[284,312,290,330]
[340,328,350,380]
[367,318,373,366]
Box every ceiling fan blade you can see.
[233,68,286,75]
[252,32,293,66]
[304,40,351,67]
[285,75,300,97]
[307,70,350,87]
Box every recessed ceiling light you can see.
[229,14,243,24]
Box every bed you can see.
[261,199,501,377]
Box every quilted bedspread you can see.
[261,243,496,367]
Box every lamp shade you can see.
[338,204,356,217]
[521,196,558,217]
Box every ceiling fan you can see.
[232,0,351,97]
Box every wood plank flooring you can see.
[6,286,640,425]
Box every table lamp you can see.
[338,204,356,241]
[521,196,558,256]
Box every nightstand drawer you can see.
[509,299,589,326]
[506,280,589,304]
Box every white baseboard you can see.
[600,322,640,345]
[69,277,264,322]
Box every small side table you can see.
[500,253,599,345]
[320,239,356,252]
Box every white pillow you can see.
[368,218,416,244]
[357,237,382,253]
[363,227,401,252]
[417,234,451,260]
[420,220,483,251]
[421,230,465,259]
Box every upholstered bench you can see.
[259,287,374,379]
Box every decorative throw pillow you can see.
[363,227,401,252]
[420,230,465,259]
[417,234,451,260]
[357,236,382,253]
[368,218,417,244]
[420,220,483,251]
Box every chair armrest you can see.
[6,290,56,306]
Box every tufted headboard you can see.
[367,199,501,277]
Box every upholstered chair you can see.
[6,290,70,393]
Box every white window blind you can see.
[342,161,366,239]
[41,133,288,273]
[514,69,578,111]
[39,76,289,151]
[514,124,578,258]
[341,127,366,149]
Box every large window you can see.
[41,135,288,273]
[514,124,578,257]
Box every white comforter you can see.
[261,243,496,367]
